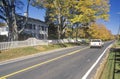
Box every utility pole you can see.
[117,12,120,40]
[113,12,120,79]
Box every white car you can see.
[90,39,104,48]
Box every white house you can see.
[0,15,48,41]
[0,26,8,36]
[17,15,48,40]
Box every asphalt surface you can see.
[0,41,113,79]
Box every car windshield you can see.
[91,40,101,42]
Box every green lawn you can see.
[0,43,81,62]
[100,51,115,79]
[114,51,120,79]
[100,41,120,79]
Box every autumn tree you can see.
[70,0,109,24]
[87,23,114,40]
[47,0,71,39]
[32,0,110,39]
[69,0,109,40]
[33,0,75,39]
[77,27,87,38]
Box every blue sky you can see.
[103,0,120,34]
[21,0,120,35]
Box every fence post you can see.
[112,49,116,79]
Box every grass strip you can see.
[100,51,114,79]
[114,52,120,79]
[100,41,120,79]
[0,43,81,62]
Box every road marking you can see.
[0,47,89,79]
[0,77,6,79]
[82,44,113,79]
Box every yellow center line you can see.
[0,47,89,79]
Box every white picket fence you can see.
[0,38,81,50]
[0,38,48,50]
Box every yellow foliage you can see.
[87,23,114,40]
[71,0,109,24]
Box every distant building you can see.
[0,26,8,42]
[0,26,8,36]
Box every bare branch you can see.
[0,14,6,21]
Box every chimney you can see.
[24,12,28,17]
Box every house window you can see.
[41,26,44,31]
[33,24,36,30]
[39,26,42,31]
[39,25,41,30]
[44,27,47,31]
[25,23,28,29]
[29,24,32,29]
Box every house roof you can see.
[17,14,48,27]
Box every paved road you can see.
[0,42,113,79]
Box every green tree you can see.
[45,8,59,39]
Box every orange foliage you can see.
[87,23,114,40]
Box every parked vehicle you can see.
[90,39,104,48]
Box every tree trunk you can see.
[57,25,61,40]
[72,26,74,39]
[10,0,30,41]
[76,24,78,41]
[57,11,61,40]
[61,18,67,39]
[12,2,18,41]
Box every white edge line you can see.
[82,43,113,79]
